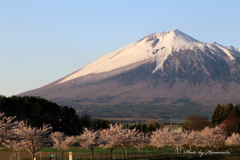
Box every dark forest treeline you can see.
[177,103,240,136]
[179,103,240,135]
[0,95,166,135]
[212,103,240,135]
[0,95,110,135]
[212,103,240,125]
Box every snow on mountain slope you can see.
[20,29,240,109]
[59,29,240,84]
[209,42,240,61]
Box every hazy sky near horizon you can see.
[1,0,240,97]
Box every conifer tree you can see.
[234,103,240,116]
[212,105,225,125]
[223,103,234,119]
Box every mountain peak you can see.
[57,30,206,84]
[172,29,183,34]
[145,29,201,51]
[56,30,239,84]
[165,29,200,45]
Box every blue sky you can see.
[1,0,240,96]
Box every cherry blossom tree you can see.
[178,131,189,154]
[4,138,24,160]
[51,131,76,160]
[133,133,149,157]
[169,129,184,154]
[211,126,226,151]
[99,123,125,159]
[99,123,142,158]
[225,133,240,148]
[150,127,172,154]
[78,128,99,160]
[200,127,213,149]
[0,113,21,148]
[184,130,201,150]
[3,121,25,160]
[118,127,141,158]
[200,126,225,151]
[19,124,52,160]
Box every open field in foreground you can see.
[1,147,240,160]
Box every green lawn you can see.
[40,146,163,154]
[1,147,240,160]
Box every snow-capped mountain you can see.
[21,29,240,109]
[59,29,202,84]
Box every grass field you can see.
[69,100,215,120]
[1,147,240,160]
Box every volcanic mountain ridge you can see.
[20,29,240,118]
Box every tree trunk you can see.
[124,148,128,158]
[30,150,36,160]
[139,149,142,157]
[86,149,88,159]
[15,154,17,160]
[181,147,185,154]
[31,152,35,160]
[17,152,20,160]
[61,151,64,160]
[110,148,113,160]
[91,148,94,160]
